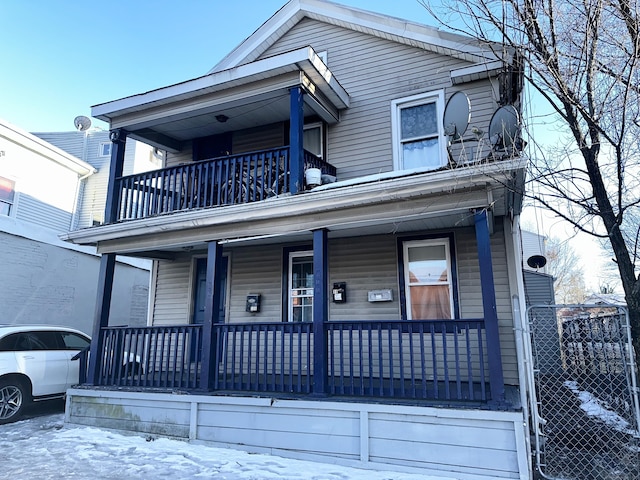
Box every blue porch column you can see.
[474,209,505,404]
[87,129,127,385]
[289,86,304,194]
[200,241,224,391]
[312,228,328,395]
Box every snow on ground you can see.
[0,404,458,480]
[563,380,640,438]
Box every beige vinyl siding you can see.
[152,254,193,326]
[259,18,484,180]
[233,123,285,154]
[166,144,194,168]
[227,244,283,323]
[328,236,399,320]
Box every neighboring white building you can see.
[521,230,548,274]
[0,118,154,334]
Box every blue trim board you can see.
[201,241,224,391]
[474,209,505,403]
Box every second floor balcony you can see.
[116,147,336,222]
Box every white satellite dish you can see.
[443,91,470,141]
[488,105,519,150]
[74,115,92,132]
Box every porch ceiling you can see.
[91,47,349,153]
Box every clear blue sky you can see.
[0,0,435,133]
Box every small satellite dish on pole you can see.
[443,91,471,141]
[488,105,519,151]
[74,115,92,132]
[527,254,547,270]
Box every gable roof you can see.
[211,0,500,73]
[0,118,96,176]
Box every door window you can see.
[288,251,314,322]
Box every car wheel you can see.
[0,379,29,425]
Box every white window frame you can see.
[391,90,447,172]
[403,238,454,320]
[287,250,314,322]
[0,176,16,217]
[99,142,112,157]
[304,122,324,159]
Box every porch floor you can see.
[76,376,521,411]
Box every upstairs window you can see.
[0,176,15,216]
[304,123,323,159]
[392,91,446,171]
[99,142,111,157]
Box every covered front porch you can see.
[74,199,511,408]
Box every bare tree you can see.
[423,0,640,357]
[545,237,587,303]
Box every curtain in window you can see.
[409,285,451,319]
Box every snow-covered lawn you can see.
[0,409,457,480]
[563,380,640,438]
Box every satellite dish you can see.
[443,91,470,141]
[527,255,547,269]
[74,115,92,131]
[488,105,519,150]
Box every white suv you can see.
[0,325,90,424]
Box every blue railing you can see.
[214,322,313,394]
[92,325,203,389]
[326,320,488,401]
[89,319,489,402]
[114,148,336,222]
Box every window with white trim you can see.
[99,142,111,157]
[288,251,314,322]
[403,238,453,319]
[391,91,446,171]
[304,123,323,159]
[0,176,15,216]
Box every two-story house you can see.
[0,119,153,333]
[63,1,532,478]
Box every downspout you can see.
[506,215,537,478]
[70,170,94,231]
[69,130,95,231]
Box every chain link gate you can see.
[528,305,640,479]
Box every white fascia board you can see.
[212,0,305,72]
[0,118,97,176]
[450,60,504,85]
[93,47,348,124]
[212,0,497,72]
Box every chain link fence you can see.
[528,305,640,480]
